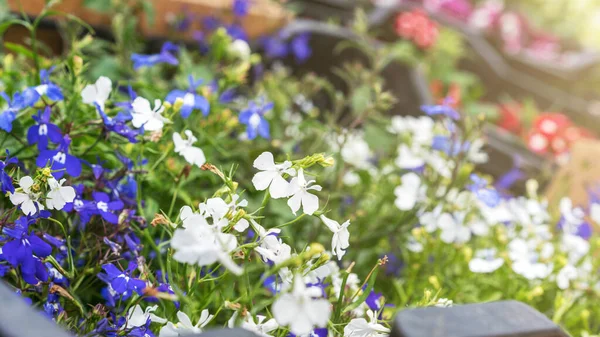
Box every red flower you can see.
[526,132,549,154]
[532,113,571,138]
[395,9,439,49]
[497,103,522,134]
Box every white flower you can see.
[46,178,76,210]
[344,310,389,337]
[559,197,585,232]
[343,171,361,186]
[126,304,167,329]
[466,138,488,164]
[9,176,44,216]
[434,298,453,307]
[272,275,331,336]
[252,152,296,199]
[287,169,322,215]
[469,249,504,273]
[159,310,213,337]
[437,212,471,244]
[508,238,553,280]
[591,203,600,224]
[557,265,578,290]
[171,213,243,275]
[388,116,434,147]
[394,172,423,211]
[81,76,112,110]
[173,130,206,167]
[255,231,291,266]
[561,233,590,264]
[394,144,424,169]
[229,312,279,337]
[340,133,373,170]
[131,97,170,131]
[229,39,251,61]
[320,215,350,259]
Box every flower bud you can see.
[307,243,325,256]
[41,167,52,177]
[428,275,440,289]
[462,246,473,261]
[73,56,83,76]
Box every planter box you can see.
[6,0,290,40]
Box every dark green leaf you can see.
[4,42,35,59]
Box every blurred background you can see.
[2,0,600,205]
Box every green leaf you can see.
[4,42,35,59]
[141,0,155,25]
[343,268,379,313]
[0,18,32,37]
[351,85,371,115]
[83,0,112,13]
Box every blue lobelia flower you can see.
[131,42,179,70]
[97,261,146,296]
[165,75,210,118]
[468,173,501,207]
[289,328,328,337]
[239,98,273,140]
[365,289,384,311]
[27,107,62,150]
[0,150,18,193]
[2,216,52,285]
[290,33,312,63]
[36,135,82,179]
[43,291,65,319]
[114,85,137,121]
[96,103,140,143]
[226,24,248,41]
[202,16,222,31]
[261,35,289,59]
[0,91,31,132]
[233,0,250,17]
[421,97,460,120]
[92,191,124,224]
[35,67,64,101]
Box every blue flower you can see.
[289,328,328,337]
[131,42,179,70]
[421,97,460,120]
[92,191,124,224]
[202,16,222,31]
[468,174,501,207]
[165,75,210,118]
[226,24,248,41]
[261,35,289,59]
[96,103,140,143]
[43,291,64,319]
[42,234,69,265]
[35,67,64,101]
[290,33,312,62]
[0,91,31,132]
[114,85,137,120]
[239,98,272,140]
[97,262,146,296]
[36,135,82,178]
[0,150,17,193]
[27,107,62,150]
[2,216,51,285]
[233,0,250,17]
[365,289,383,311]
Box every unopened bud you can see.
[151,213,170,227]
[41,167,52,177]
[428,275,440,289]
[173,98,184,112]
[73,56,83,76]
[462,246,473,261]
[307,243,325,256]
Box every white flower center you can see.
[53,152,67,164]
[540,120,558,134]
[249,113,261,128]
[97,201,109,213]
[183,93,195,106]
[39,124,48,136]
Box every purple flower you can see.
[27,107,63,150]
[36,67,64,101]
[2,216,51,285]
[131,42,179,70]
[0,150,17,193]
[36,135,82,179]
[43,233,68,264]
[165,75,210,118]
[239,98,272,140]
[92,192,124,224]
[43,291,64,319]
[97,261,146,296]
[291,33,312,62]
[365,289,383,311]
[202,16,222,31]
[233,0,250,17]
[289,328,328,337]
[495,167,525,192]
[226,24,248,41]
[421,98,460,120]
[261,35,289,59]
[468,174,500,207]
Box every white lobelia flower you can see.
[229,39,251,61]
[394,144,425,169]
[131,97,170,131]
[320,215,350,260]
[252,152,296,199]
[46,178,76,210]
[228,312,279,337]
[159,310,213,337]
[437,212,471,244]
[434,298,453,307]
[468,249,504,273]
[559,197,585,232]
[394,172,424,211]
[287,169,322,215]
[173,130,206,167]
[508,238,553,280]
[9,176,44,216]
[170,212,243,275]
[466,138,489,164]
[591,203,600,224]
[556,265,578,290]
[126,304,167,329]
[81,76,112,110]
[343,310,390,337]
[272,274,331,336]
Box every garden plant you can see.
[0,1,599,337]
